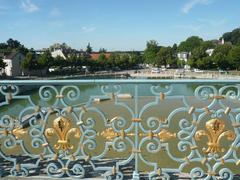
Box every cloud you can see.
[21,0,39,13]
[182,0,213,14]
[81,26,96,33]
[50,8,61,16]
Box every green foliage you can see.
[0,58,6,70]
[188,46,211,69]
[156,47,172,67]
[178,36,203,52]
[211,44,232,70]
[53,56,67,68]
[129,51,142,67]
[37,51,54,69]
[22,52,37,71]
[86,43,93,54]
[0,38,28,55]
[144,40,159,64]
[201,41,215,50]
[99,48,107,53]
[228,45,240,70]
[222,28,240,45]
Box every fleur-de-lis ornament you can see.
[45,116,81,152]
[195,118,235,154]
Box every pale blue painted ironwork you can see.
[0,80,240,179]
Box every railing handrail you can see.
[1,79,240,85]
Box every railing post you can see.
[132,85,140,180]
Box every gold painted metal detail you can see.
[236,160,240,166]
[220,158,225,165]
[67,106,73,113]
[39,153,44,160]
[190,146,198,150]
[62,167,68,172]
[56,95,64,98]
[35,106,41,112]
[195,118,236,154]
[201,157,207,164]
[204,107,211,114]
[112,166,116,175]
[157,129,176,142]
[100,128,118,141]
[207,171,216,176]
[42,143,49,147]
[84,155,91,162]
[12,127,27,139]
[107,116,119,124]
[132,118,141,123]
[132,148,141,153]
[0,127,27,140]
[188,107,195,114]
[45,116,81,152]
[16,164,21,172]
[160,93,165,100]
[100,128,175,143]
[184,157,190,164]
[224,107,231,115]
[213,95,225,100]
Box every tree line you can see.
[1,27,240,74]
[143,28,240,70]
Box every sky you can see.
[0,0,240,51]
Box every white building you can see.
[1,52,25,76]
[206,49,214,56]
[177,52,190,62]
[51,49,67,59]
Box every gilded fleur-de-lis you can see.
[195,118,235,154]
[100,128,118,141]
[45,116,81,152]
[157,129,176,142]
[100,127,176,142]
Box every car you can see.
[151,68,160,73]
[194,68,203,73]
[218,69,227,74]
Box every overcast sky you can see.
[0,0,239,51]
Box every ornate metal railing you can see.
[0,79,240,179]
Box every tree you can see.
[53,56,67,68]
[86,43,93,54]
[201,41,215,50]
[67,54,78,69]
[129,51,142,67]
[188,46,211,69]
[99,48,107,53]
[108,53,119,68]
[178,36,203,52]
[212,44,232,70]
[22,52,37,73]
[155,47,171,67]
[0,58,6,71]
[144,40,159,64]
[7,38,21,49]
[37,51,54,70]
[222,28,240,45]
[228,45,240,70]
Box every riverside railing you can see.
[0,79,240,180]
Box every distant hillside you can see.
[222,28,240,45]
